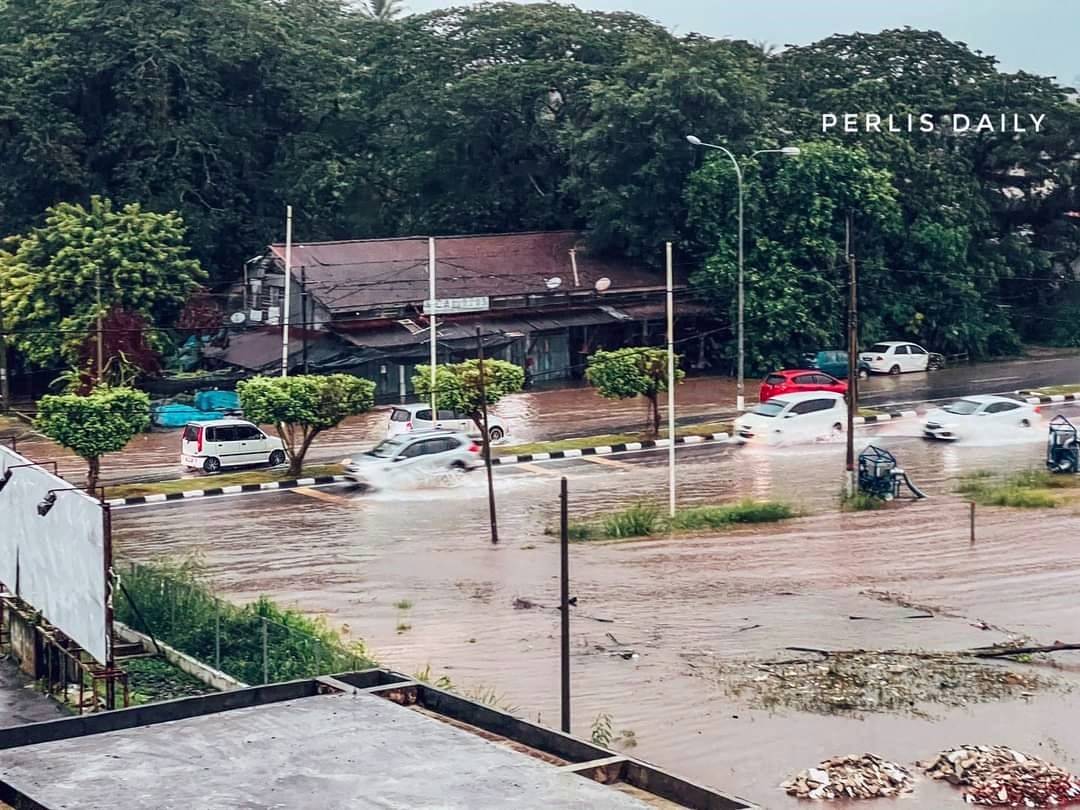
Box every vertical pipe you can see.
[736,164,745,413]
[0,274,9,411]
[560,477,570,733]
[846,213,857,496]
[428,238,437,418]
[398,364,406,403]
[214,602,221,672]
[476,328,499,544]
[102,501,115,710]
[666,242,676,518]
[301,265,309,375]
[970,501,976,546]
[262,617,269,685]
[280,205,293,378]
[96,266,104,383]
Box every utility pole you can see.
[96,266,104,384]
[665,241,676,518]
[428,238,437,418]
[0,275,9,411]
[559,476,570,734]
[845,213,858,497]
[476,327,498,545]
[280,205,293,378]
[301,265,309,375]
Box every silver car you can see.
[344,431,483,487]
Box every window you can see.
[943,400,981,415]
[390,409,411,423]
[985,402,1019,414]
[183,425,201,442]
[235,425,262,441]
[812,374,837,385]
[414,409,433,422]
[211,426,238,442]
[908,345,927,355]
[368,437,408,458]
[752,400,788,417]
[869,343,892,354]
[437,410,457,421]
[894,345,909,355]
[794,374,816,386]
[791,399,835,415]
[402,439,441,458]
[765,374,785,385]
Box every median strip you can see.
[107,475,349,508]
[491,431,731,466]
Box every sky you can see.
[404,0,1080,87]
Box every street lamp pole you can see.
[685,136,799,412]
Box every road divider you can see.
[107,475,349,508]
[854,409,920,425]
[493,432,732,466]
[1017,391,1080,405]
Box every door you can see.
[891,344,909,372]
[907,344,929,371]
[206,425,241,467]
[233,424,270,463]
[789,398,842,434]
[792,373,817,392]
[397,436,447,474]
[984,401,1023,425]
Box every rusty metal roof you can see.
[268,231,667,314]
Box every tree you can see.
[55,308,162,394]
[412,360,525,436]
[35,386,150,492]
[0,196,204,368]
[237,375,376,476]
[585,348,684,435]
[361,0,406,21]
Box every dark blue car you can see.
[802,350,871,380]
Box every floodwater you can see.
[113,412,1080,809]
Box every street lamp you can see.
[685,135,800,412]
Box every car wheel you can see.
[269,450,286,466]
[203,457,221,474]
[889,365,901,375]
[487,426,504,441]
[858,368,869,380]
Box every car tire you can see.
[269,450,286,466]
[858,368,869,380]
[203,457,221,474]
[889,365,901,375]
[487,426,504,441]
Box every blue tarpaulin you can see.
[194,390,240,412]
[152,403,228,428]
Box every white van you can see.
[735,391,847,445]
[181,420,286,473]
[385,403,507,441]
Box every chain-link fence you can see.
[115,561,371,685]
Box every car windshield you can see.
[868,343,892,353]
[752,400,788,418]
[943,400,982,415]
[367,437,408,458]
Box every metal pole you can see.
[301,265,309,375]
[428,237,437,417]
[560,476,570,733]
[102,501,115,710]
[262,617,269,684]
[665,241,676,518]
[0,274,9,411]
[846,213,857,497]
[96,265,104,384]
[476,328,499,544]
[970,501,976,546]
[214,601,221,671]
[736,163,745,413]
[280,205,293,377]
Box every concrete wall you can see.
[5,605,38,678]
[114,622,247,692]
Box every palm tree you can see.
[362,0,406,21]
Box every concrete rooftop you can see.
[0,690,661,810]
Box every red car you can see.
[759,369,848,403]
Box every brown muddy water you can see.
[113,426,1080,808]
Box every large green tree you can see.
[35,386,150,492]
[0,196,204,368]
[412,360,524,437]
[585,348,684,435]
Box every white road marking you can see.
[968,376,1022,383]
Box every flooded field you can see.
[113,423,1080,808]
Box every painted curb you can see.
[107,475,348,507]
[492,433,731,466]
[853,409,920,425]
[1017,391,1080,405]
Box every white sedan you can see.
[860,341,935,375]
[921,395,1037,441]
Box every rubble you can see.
[783,754,914,800]
[923,745,1080,807]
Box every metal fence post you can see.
[261,617,269,684]
[214,601,221,672]
[314,639,322,675]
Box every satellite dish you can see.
[545,276,563,290]
[594,277,612,292]
[229,311,247,325]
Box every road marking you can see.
[581,455,633,469]
[514,462,562,476]
[969,376,1021,383]
[293,486,349,504]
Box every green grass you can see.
[495,420,733,458]
[105,463,344,499]
[1019,384,1080,396]
[840,492,887,512]
[958,468,1080,509]
[395,622,412,634]
[124,656,213,704]
[393,599,413,610]
[115,560,372,685]
[564,499,794,541]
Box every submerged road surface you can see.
[113,411,1080,808]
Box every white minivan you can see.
[181,420,286,473]
[735,391,847,445]
[385,403,507,441]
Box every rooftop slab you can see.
[0,690,660,810]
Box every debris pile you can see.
[923,745,1080,807]
[783,754,914,801]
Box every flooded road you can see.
[113,413,1080,808]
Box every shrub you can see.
[602,503,662,538]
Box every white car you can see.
[860,341,933,375]
[386,403,507,442]
[735,391,847,444]
[922,395,1036,441]
[344,431,482,487]
[181,420,286,473]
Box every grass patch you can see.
[105,463,344,499]
[115,560,373,685]
[393,599,413,610]
[124,656,213,704]
[564,499,793,541]
[840,492,887,512]
[495,421,732,457]
[1020,384,1080,396]
[395,622,412,634]
[958,468,1080,508]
